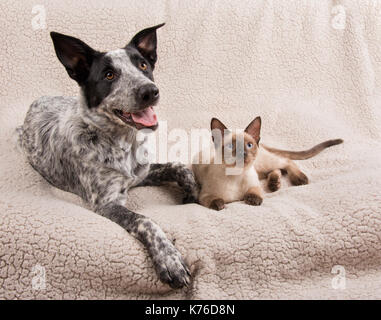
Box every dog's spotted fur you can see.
[138,163,199,203]
[18,25,198,289]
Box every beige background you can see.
[0,0,381,299]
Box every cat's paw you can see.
[209,198,225,211]
[290,172,309,186]
[268,175,281,192]
[244,193,263,206]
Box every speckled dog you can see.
[18,24,198,289]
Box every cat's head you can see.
[211,116,261,168]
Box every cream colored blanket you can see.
[1,0,381,299]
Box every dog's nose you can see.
[137,84,159,106]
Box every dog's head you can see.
[211,117,261,167]
[50,24,165,131]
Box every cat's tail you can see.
[262,139,343,160]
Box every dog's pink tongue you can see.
[131,107,157,127]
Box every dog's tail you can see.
[262,139,344,160]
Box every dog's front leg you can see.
[138,162,199,203]
[85,168,190,289]
[97,203,190,289]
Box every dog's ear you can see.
[211,118,228,146]
[245,116,261,144]
[128,23,165,69]
[50,32,96,84]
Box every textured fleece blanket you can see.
[1,0,381,299]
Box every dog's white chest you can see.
[112,139,150,183]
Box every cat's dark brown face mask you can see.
[211,116,262,167]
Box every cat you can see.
[192,117,343,211]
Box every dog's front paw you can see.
[176,165,200,204]
[152,240,191,289]
[183,193,198,204]
[182,183,200,204]
[244,193,263,206]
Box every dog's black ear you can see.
[245,116,261,144]
[50,32,96,84]
[128,23,165,69]
[211,118,228,146]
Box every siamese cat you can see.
[192,117,343,211]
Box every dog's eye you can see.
[105,71,115,81]
[139,62,148,71]
[247,142,253,149]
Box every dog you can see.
[17,24,198,289]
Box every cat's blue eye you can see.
[247,142,253,149]
[226,143,234,150]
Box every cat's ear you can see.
[245,116,261,144]
[211,118,228,146]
